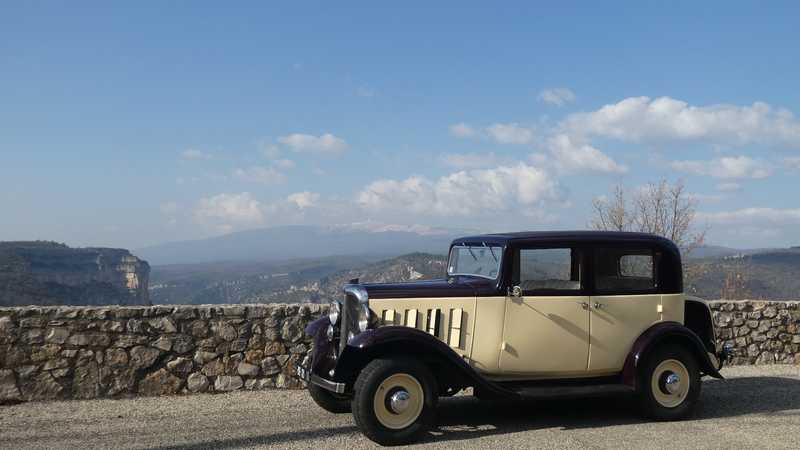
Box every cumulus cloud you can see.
[485,123,535,145]
[287,191,320,210]
[670,156,772,179]
[233,166,287,184]
[562,96,800,147]
[538,88,576,106]
[357,163,560,216]
[278,133,348,154]
[181,149,212,160]
[440,152,498,169]
[449,123,476,138]
[194,193,265,226]
[546,134,627,174]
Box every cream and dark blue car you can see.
[298,231,731,445]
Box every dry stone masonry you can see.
[0,304,326,403]
[0,300,798,403]
[709,300,800,365]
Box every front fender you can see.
[333,326,513,397]
[622,321,724,389]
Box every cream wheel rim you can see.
[373,373,424,430]
[651,359,690,408]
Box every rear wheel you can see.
[351,358,437,445]
[308,382,351,414]
[637,345,701,420]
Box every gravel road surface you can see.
[2,365,799,449]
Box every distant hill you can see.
[0,241,150,306]
[685,248,800,300]
[151,247,800,305]
[137,225,460,265]
[149,253,447,305]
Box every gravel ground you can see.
[1,365,799,450]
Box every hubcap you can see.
[664,373,681,394]
[389,390,410,414]
[373,373,424,430]
[651,359,690,408]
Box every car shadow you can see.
[421,376,800,443]
[149,376,800,449]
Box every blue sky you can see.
[2,1,800,249]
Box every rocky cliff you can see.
[0,242,150,307]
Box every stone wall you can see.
[709,300,800,365]
[1,301,798,404]
[0,304,326,403]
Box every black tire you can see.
[351,358,437,446]
[637,344,702,421]
[308,382,351,414]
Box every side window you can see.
[516,248,581,292]
[595,248,656,292]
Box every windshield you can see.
[447,244,503,280]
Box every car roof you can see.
[451,230,677,248]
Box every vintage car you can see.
[298,231,732,445]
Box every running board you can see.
[510,384,634,400]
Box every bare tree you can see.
[590,179,706,255]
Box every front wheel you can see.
[637,345,702,421]
[351,358,437,446]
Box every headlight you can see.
[326,324,335,341]
[329,301,340,325]
[358,304,370,332]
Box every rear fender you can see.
[622,321,723,389]
[333,326,512,397]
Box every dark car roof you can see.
[451,230,677,249]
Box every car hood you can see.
[363,277,499,299]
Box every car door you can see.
[499,247,590,376]
[588,247,662,373]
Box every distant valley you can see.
[3,228,800,307]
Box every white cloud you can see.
[278,133,348,154]
[194,193,265,225]
[287,191,320,210]
[181,149,212,160]
[538,88,576,106]
[546,134,627,174]
[486,123,534,145]
[233,166,287,184]
[440,152,498,169]
[699,207,800,225]
[670,156,771,179]
[785,156,800,170]
[357,163,560,216]
[716,182,741,192]
[449,123,476,139]
[563,96,800,147]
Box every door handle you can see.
[578,301,590,310]
[594,302,604,309]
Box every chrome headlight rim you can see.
[328,301,341,325]
[358,304,370,332]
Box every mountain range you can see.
[136,225,461,265]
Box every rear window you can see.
[595,248,655,293]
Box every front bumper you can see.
[297,363,346,394]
